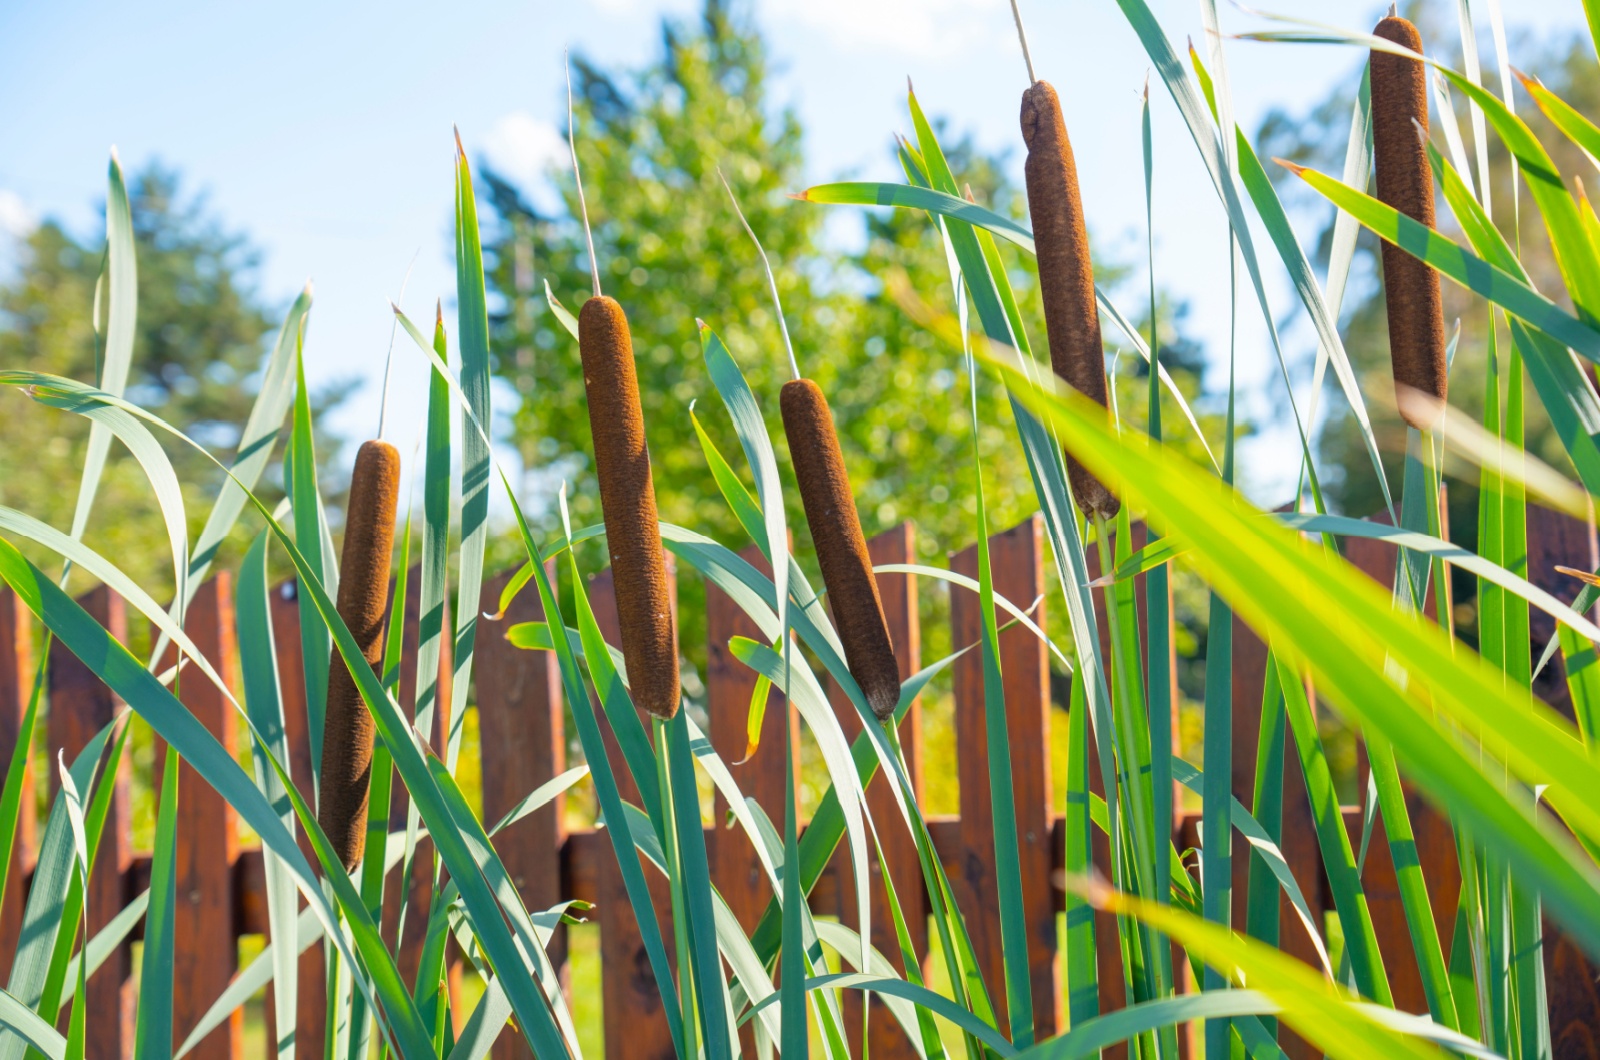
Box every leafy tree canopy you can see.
[0,162,348,595]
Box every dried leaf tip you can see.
[1272,157,1308,177]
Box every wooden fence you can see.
[1,511,1597,1060]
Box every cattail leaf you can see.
[1285,163,1600,359]
[1278,513,1600,643]
[744,971,1015,1055]
[6,378,190,640]
[422,755,583,1053]
[0,541,433,1057]
[797,180,1217,471]
[0,656,41,941]
[133,748,179,1060]
[988,352,1600,962]
[180,284,311,602]
[505,487,685,1054]
[689,404,765,556]
[1082,885,1452,1059]
[0,986,65,1060]
[235,530,299,1060]
[451,141,493,767]
[798,181,1036,252]
[1,716,115,1049]
[64,152,137,560]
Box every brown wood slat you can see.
[1083,520,1153,1057]
[826,523,925,1059]
[949,514,1060,1042]
[381,564,453,997]
[0,590,33,976]
[152,576,242,1060]
[48,584,133,1059]
[1229,611,1322,1060]
[1342,509,1461,1020]
[707,541,796,936]
[706,540,795,1057]
[267,578,325,1059]
[478,563,567,1060]
[587,565,677,1060]
[1523,505,1600,1046]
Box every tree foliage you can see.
[0,163,347,594]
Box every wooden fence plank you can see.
[154,575,242,1060]
[587,564,677,1060]
[707,541,795,1057]
[707,541,796,930]
[1342,508,1460,1021]
[0,590,32,977]
[1229,611,1322,1060]
[950,514,1059,1042]
[1523,505,1600,1046]
[382,565,454,1003]
[1083,520,1153,1057]
[48,584,133,1060]
[826,523,924,1060]
[478,564,566,1060]
[268,578,325,1059]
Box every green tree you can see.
[482,2,1217,551]
[0,162,347,595]
[480,0,1224,697]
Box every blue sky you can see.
[0,0,1588,507]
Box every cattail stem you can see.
[781,378,901,720]
[1021,79,1120,519]
[580,295,681,718]
[1372,15,1448,429]
[318,438,401,872]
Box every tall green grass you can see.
[4,2,1600,1058]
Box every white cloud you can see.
[765,0,1008,57]
[0,190,36,240]
[483,111,568,212]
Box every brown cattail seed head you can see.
[318,438,400,872]
[1021,80,1120,519]
[579,295,681,719]
[781,378,901,720]
[1371,16,1448,430]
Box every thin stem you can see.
[717,166,800,380]
[377,247,420,442]
[566,53,602,299]
[1009,0,1039,83]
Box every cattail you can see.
[782,379,901,720]
[318,438,400,872]
[1020,79,1120,520]
[579,295,681,719]
[1371,15,1448,429]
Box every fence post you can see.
[706,539,796,927]
[383,564,456,1008]
[587,563,677,1060]
[1521,504,1600,1043]
[0,589,32,976]
[152,575,242,1060]
[1084,520,1159,1054]
[705,540,795,1056]
[478,563,567,1060]
[1228,608,1322,1060]
[1342,507,1459,1020]
[48,584,133,1059]
[949,513,1059,1042]
[825,523,924,1059]
[268,578,326,1059]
